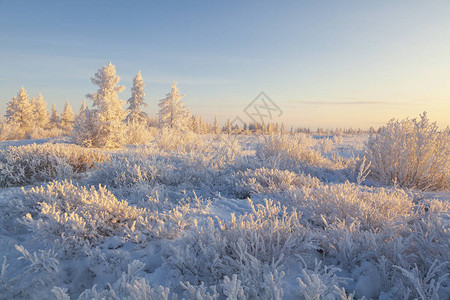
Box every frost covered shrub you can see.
[332,134,344,144]
[165,199,314,297]
[28,126,66,139]
[232,167,320,197]
[21,180,146,251]
[394,261,449,300]
[366,112,450,191]
[315,195,450,297]
[257,134,328,168]
[21,181,189,253]
[90,154,161,190]
[52,260,173,300]
[1,245,60,299]
[294,182,413,229]
[319,220,380,267]
[154,129,202,153]
[90,151,203,193]
[208,134,243,169]
[0,143,109,187]
[297,259,353,300]
[393,202,450,270]
[89,137,244,198]
[124,121,156,145]
[318,137,334,153]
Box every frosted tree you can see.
[79,99,88,114]
[5,97,18,122]
[213,116,221,134]
[5,87,34,131]
[199,116,208,133]
[85,63,126,148]
[34,93,50,129]
[245,123,250,135]
[72,100,95,146]
[126,71,147,123]
[191,115,201,133]
[60,101,75,133]
[49,104,60,128]
[158,81,190,130]
[224,119,232,133]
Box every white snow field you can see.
[0,132,448,300]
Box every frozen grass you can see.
[0,128,448,299]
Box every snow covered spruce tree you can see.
[60,101,75,133]
[79,63,126,148]
[126,71,147,123]
[158,81,191,130]
[49,103,60,129]
[213,116,221,134]
[5,87,35,135]
[72,100,95,146]
[34,93,50,129]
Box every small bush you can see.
[257,134,327,168]
[90,154,161,190]
[0,143,109,187]
[297,259,352,300]
[21,181,189,253]
[1,245,60,299]
[293,182,413,229]
[366,112,450,191]
[153,129,202,153]
[21,181,147,251]
[232,167,320,197]
[0,118,20,140]
[164,199,314,297]
[52,260,173,300]
[125,121,156,145]
[318,137,334,153]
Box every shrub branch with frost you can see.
[394,261,449,300]
[52,260,173,300]
[297,258,352,300]
[1,245,59,298]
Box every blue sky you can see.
[1,0,449,128]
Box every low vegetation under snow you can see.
[0,116,448,299]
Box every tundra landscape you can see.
[1,1,449,299]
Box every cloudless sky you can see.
[1,0,449,128]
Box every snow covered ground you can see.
[0,133,448,299]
